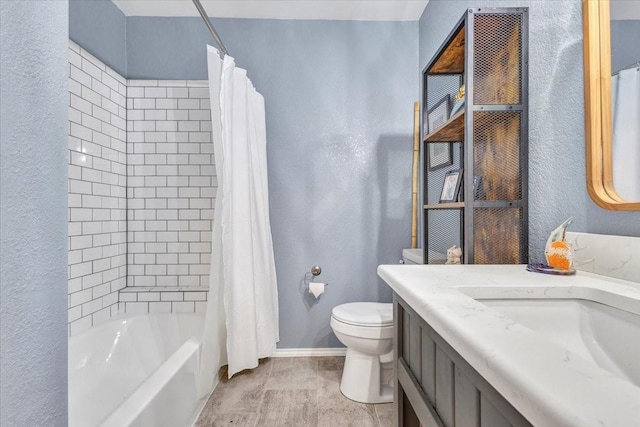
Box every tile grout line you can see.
[196,356,377,426]
[374,403,382,427]
[251,359,272,427]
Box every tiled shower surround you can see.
[68,42,213,335]
[122,80,214,314]
[68,41,127,335]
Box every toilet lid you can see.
[332,302,393,327]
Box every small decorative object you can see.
[427,95,450,134]
[450,84,465,116]
[446,245,462,264]
[525,217,577,276]
[440,169,463,203]
[544,216,574,270]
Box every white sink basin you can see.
[476,298,640,386]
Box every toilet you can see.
[329,250,425,404]
[330,302,393,403]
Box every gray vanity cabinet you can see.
[393,295,533,427]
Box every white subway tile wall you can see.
[68,41,127,336]
[126,79,215,291]
[68,42,213,333]
[119,287,208,314]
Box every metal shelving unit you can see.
[423,8,529,265]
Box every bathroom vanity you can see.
[378,264,640,427]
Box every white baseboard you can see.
[273,347,347,357]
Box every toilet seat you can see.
[331,302,393,327]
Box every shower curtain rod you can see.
[192,0,229,56]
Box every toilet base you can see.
[339,347,393,404]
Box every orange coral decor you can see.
[545,241,572,270]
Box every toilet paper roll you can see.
[309,282,325,299]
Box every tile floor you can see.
[196,357,393,427]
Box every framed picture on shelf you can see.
[440,169,463,203]
[428,142,453,171]
[427,95,450,134]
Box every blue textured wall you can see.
[611,20,640,74]
[69,0,127,76]
[126,17,208,79]
[69,1,640,350]
[0,1,69,425]
[419,0,640,263]
[126,18,419,348]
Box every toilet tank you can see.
[402,248,447,264]
[402,249,423,265]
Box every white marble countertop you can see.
[377,264,640,427]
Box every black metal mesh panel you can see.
[473,207,523,264]
[472,112,522,201]
[426,210,461,264]
[424,73,464,265]
[473,14,522,105]
[424,74,463,136]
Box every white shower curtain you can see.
[198,46,279,397]
[611,67,640,201]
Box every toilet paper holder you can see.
[305,265,328,287]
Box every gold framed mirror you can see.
[583,0,640,210]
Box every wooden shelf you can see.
[424,108,524,144]
[430,27,465,74]
[424,110,464,142]
[424,202,464,209]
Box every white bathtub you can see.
[69,313,205,427]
